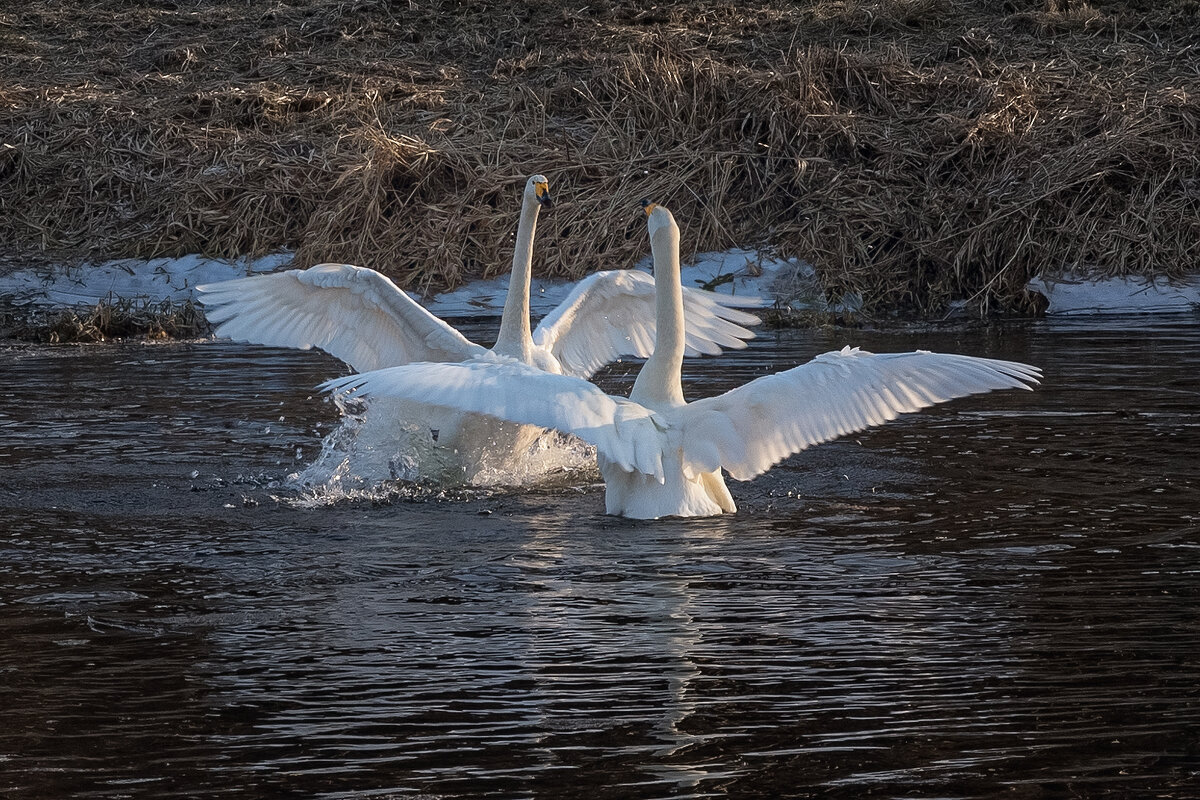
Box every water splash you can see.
[284,478,491,509]
[285,394,597,505]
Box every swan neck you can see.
[493,196,538,360]
[632,225,685,407]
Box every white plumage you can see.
[198,262,487,372]
[197,176,760,482]
[324,202,1041,518]
[677,347,1040,482]
[532,269,759,378]
[325,354,668,479]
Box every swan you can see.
[322,201,1042,518]
[197,176,762,482]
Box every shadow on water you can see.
[1,316,1198,798]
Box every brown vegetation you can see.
[1,0,1197,314]
[0,297,210,342]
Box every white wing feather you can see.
[197,263,486,372]
[321,358,667,480]
[532,270,763,379]
[672,347,1042,481]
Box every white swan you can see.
[322,201,1042,518]
[197,176,762,482]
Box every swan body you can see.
[198,176,761,482]
[323,202,1041,518]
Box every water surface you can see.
[1,317,1197,798]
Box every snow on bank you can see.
[0,249,829,317]
[0,253,292,307]
[7,251,1192,319]
[427,248,814,317]
[1026,275,1200,315]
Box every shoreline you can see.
[2,252,1195,343]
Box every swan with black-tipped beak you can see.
[323,200,1041,518]
[198,176,761,481]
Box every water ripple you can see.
[1,323,1198,798]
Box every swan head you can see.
[525,174,553,209]
[641,198,677,242]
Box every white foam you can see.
[284,393,597,504]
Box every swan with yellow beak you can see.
[323,200,1041,515]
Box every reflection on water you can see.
[1,317,1198,799]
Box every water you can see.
[1,317,1198,799]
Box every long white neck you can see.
[631,223,686,408]
[492,195,540,361]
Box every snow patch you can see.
[1,248,832,317]
[0,253,291,307]
[426,248,794,317]
[7,251,1197,320]
[1027,274,1200,315]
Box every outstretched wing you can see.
[532,270,763,379]
[197,263,486,372]
[672,347,1041,481]
[321,357,667,480]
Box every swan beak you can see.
[640,198,657,216]
[535,182,553,208]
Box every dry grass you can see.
[0,297,209,342]
[1,0,1197,314]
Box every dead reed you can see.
[0,297,210,343]
[1,0,1197,314]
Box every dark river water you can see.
[1,317,1197,799]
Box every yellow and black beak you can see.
[535,182,553,209]
[640,198,657,216]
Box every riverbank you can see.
[2,0,1197,317]
[0,248,816,341]
[2,247,1195,343]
